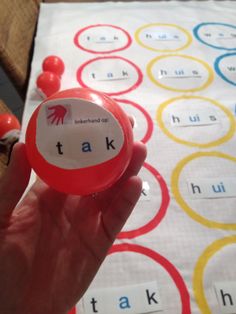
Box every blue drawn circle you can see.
[193,22,236,51]
[214,53,236,86]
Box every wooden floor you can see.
[0,67,24,122]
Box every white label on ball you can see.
[36,98,124,169]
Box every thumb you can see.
[0,143,31,225]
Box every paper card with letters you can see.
[22,1,236,313]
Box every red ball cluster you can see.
[36,56,65,98]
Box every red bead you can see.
[42,56,65,77]
[36,71,61,98]
[0,113,20,139]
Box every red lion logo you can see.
[47,105,67,125]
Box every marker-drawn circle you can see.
[214,52,236,86]
[77,56,143,96]
[147,54,214,92]
[74,24,132,54]
[193,235,236,314]
[135,23,192,52]
[113,98,154,143]
[118,163,169,239]
[193,22,236,50]
[157,95,235,148]
[108,244,191,314]
[172,151,236,230]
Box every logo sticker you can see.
[46,104,72,125]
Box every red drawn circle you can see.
[113,98,154,143]
[109,243,191,314]
[76,56,143,96]
[118,163,169,239]
[74,24,132,54]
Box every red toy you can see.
[42,55,65,77]
[36,71,61,98]
[0,113,21,163]
[0,113,20,139]
[25,88,133,195]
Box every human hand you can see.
[0,140,146,314]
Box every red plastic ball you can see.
[36,71,61,98]
[25,88,133,195]
[0,113,20,139]
[42,55,65,77]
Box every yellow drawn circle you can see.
[135,23,192,52]
[157,95,235,148]
[172,151,236,230]
[147,54,214,92]
[193,235,236,314]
